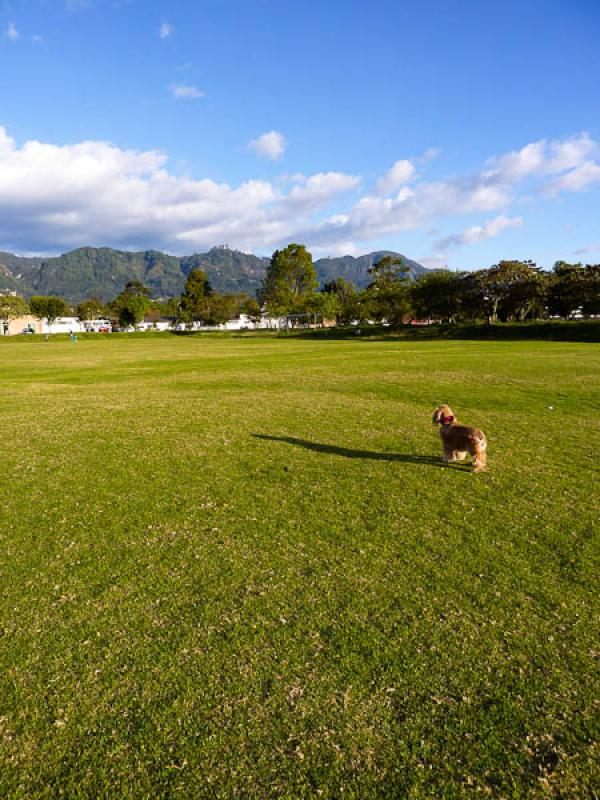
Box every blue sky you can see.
[1,0,599,268]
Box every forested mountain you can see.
[0,246,426,303]
[315,251,427,288]
[0,251,44,293]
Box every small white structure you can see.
[81,318,113,333]
[41,316,85,335]
[221,314,285,331]
[136,320,173,332]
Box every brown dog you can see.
[432,405,487,472]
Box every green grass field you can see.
[0,335,598,799]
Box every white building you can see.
[81,318,113,333]
[135,320,173,332]
[41,316,86,335]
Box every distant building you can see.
[41,317,85,335]
[81,318,112,333]
[0,315,87,335]
[1,315,43,336]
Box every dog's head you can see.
[432,404,455,426]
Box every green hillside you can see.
[34,248,184,303]
[0,252,43,294]
[315,251,427,288]
[181,248,269,295]
[0,246,427,303]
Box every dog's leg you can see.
[443,446,455,463]
[472,445,487,473]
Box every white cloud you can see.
[0,126,356,254]
[169,84,204,100]
[248,131,286,160]
[159,22,173,39]
[434,215,523,251]
[544,160,600,195]
[297,172,512,250]
[0,126,597,259]
[284,172,361,212]
[310,241,363,259]
[486,133,600,190]
[488,141,546,182]
[6,22,20,41]
[545,133,598,173]
[374,160,416,196]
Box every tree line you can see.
[1,245,599,329]
[0,278,263,330]
[258,245,600,325]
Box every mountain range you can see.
[0,246,427,304]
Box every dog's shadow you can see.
[253,434,471,470]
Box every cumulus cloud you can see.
[434,215,523,251]
[283,172,361,213]
[0,126,357,254]
[0,126,598,258]
[159,22,173,39]
[296,172,511,251]
[374,160,416,196]
[169,83,204,100]
[544,160,600,195]
[488,141,546,182]
[6,22,20,41]
[248,131,286,160]
[486,133,600,189]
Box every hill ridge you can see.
[0,246,427,303]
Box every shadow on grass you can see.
[289,321,600,343]
[254,434,471,470]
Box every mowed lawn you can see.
[0,335,598,799]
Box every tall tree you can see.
[109,282,152,329]
[500,264,548,321]
[239,295,263,324]
[581,264,600,317]
[471,261,544,324]
[322,278,358,323]
[205,294,240,326]
[77,298,106,320]
[548,262,600,318]
[305,290,341,323]
[0,294,28,321]
[261,244,318,316]
[365,255,412,324]
[29,296,68,326]
[180,269,213,324]
[410,270,466,323]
